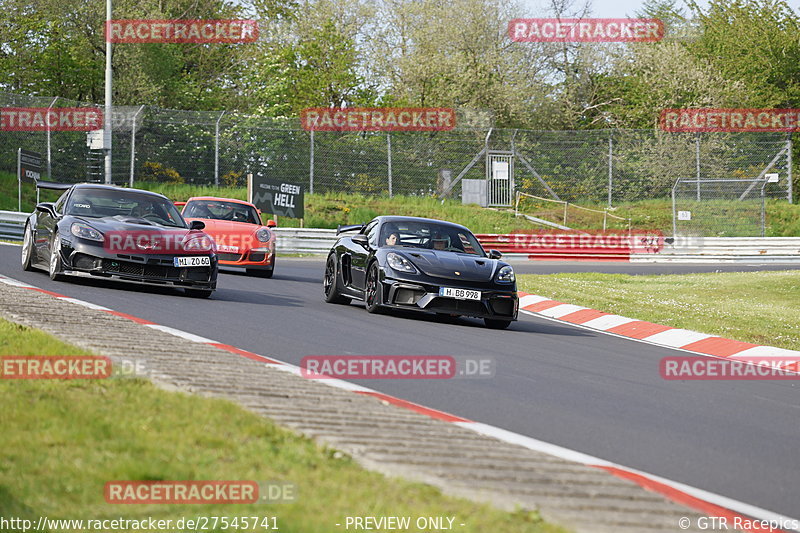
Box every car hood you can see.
[395,249,497,282]
[70,215,191,235]
[185,218,262,236]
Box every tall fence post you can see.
[129,105,145,187]
[387,133,393,197]
[607,134,613,207]
[309,130,314,194]
[46,96,58,178]
[695,133,701,201]
[788,137,793,203]
[214,111,225,187]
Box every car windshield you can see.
[184,200,260,225]
[380,221,485,256]
[66,188,186,228]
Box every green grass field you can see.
[517,271,800,351]
[0,318,565,533]
[3,171,797,235]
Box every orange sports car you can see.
[178,197,277,278]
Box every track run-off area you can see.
[1,244,798,525]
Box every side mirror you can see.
[36,202,56,217]
[351,233,369,248]
[488,249,502,260]
[266,219,277,228]
[189,220,205,230]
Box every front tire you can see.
[21,223,35,271]
[484,318,512,330]
[364,262,383,314]
[323,254,348,304]
[48,236,65,281]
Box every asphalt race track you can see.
[1,245,798,520]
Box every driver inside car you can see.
[385,232,400,246]
[431,232,450,250]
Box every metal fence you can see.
[0,90,794,209]
[672,177,777,237]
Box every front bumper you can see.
[59,240,217,290]
[216,248,274,270]
[379,273,518,320]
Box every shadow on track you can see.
[209,288,303,306]
[218,269,322,284]
[341,302,592,337]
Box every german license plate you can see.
[439,287,481,300]
[217,244,239,253]
[174,256,211,267]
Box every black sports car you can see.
[323,216,518,329]
[21,182,218,298]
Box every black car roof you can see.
[70,183,170,201]
[377,215,473,233]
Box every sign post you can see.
[248,175,305,220]
[18,149,42,211]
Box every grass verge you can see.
[517,271,800,351]
[0,318,566,533]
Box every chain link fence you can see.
[1,91,794,219]
[672,177,779,237]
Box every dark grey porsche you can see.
[323,216,518,329]
[21,182,218,298]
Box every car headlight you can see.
[387,252,418,274]
[255,228,272,242]
[495,265,515,283]
[183,234,215,252]
[70,222,103,242]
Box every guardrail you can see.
[476,232,636,261]
[632,237,800,263]
[274,228,337,254]
[0,211,27,241]
[2,214,798,263]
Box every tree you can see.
[365,0,559,128]
[686,0,800,108]
[0,0,274,109]
[244,0,378,117]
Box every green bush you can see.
[139,161,184,184]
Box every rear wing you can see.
[336,224,364,235]
[36,181,73,191]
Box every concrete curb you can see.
[517,292,800,372]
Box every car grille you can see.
[217,253,242,262]
[102,258,210,282]
[489,298,516,317]
[429,297,485,315]
[248,252,267,262]
[185,268,211,281]
[394,288,425,305]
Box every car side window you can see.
[365,222,379,248]
[54,191,69,214]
